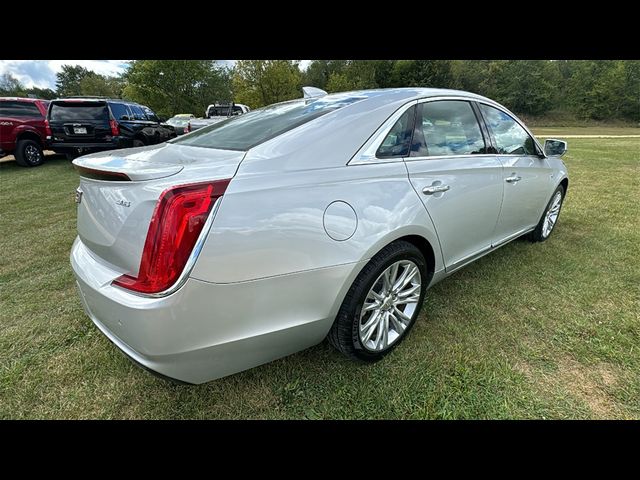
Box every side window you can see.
[141,106,159,122]
[0,101,42,117]
[129,105,146,120]
[109,103,130,120]
[376,105,416,158]
[410,101,486,157]
[479,104,537,155]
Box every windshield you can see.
[173,95,365,151]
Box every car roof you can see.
[320,87,493,103]
[0,96,48,103]
[51,97,145,106]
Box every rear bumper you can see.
[70,237,364,384]
[49,138,132,151]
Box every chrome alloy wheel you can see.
[358,260,422,352]
[542,191,562,238]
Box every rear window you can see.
[0,101,43,118]
[167,118,188,127]
[207,105,243,117]
[49,102,109,121]
[173,95,365,151]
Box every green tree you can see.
[122,60,231,117]
[620,60,640,121]
[79,75,123,97]
[23,86,57,99]
[325,72,355,93]
[55,65,95,97]
[232,60,302,108]
[389,60,453,88]
[492,60,560,115]
[0,73,25,96]
[302,60,348,90]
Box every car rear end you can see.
[71,94,386,383]
[47,99,128,154]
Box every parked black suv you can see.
[46,98,177,158]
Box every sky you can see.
[0,60,312,90]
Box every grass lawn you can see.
[1,130,638,419]
[531,126,640,137]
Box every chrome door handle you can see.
[505,175,522,183]
[422,184,450,195]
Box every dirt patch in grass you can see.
[516,356,624,419]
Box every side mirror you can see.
[158,116,167,123]
[120,115,130,121]
[544,138,568,157]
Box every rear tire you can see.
[14,139,44,167]
[133,139,145,148]
[528,185,565,242]
[328,240,427,362]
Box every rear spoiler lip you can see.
[73,164,131,181]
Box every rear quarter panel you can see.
[191,161,443,284]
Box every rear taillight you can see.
[44,119,52,137]
[113,179,230,294]
[109,119,120,136]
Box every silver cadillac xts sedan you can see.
[70,88,569,383]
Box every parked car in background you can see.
[46,98,177,159]
[189,102,251,132]
[71,88,569,384]
[165,115,192,135]
[205,103,250,118]
[0,97,50,167]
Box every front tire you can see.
[528,185,565,242]
[328,240,427,362]
[14,139,44,167]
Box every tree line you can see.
[1,60,637,121]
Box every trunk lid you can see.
[73,143,245,276]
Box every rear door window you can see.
[0,101,43,117]
[49,102,109,121]
[410,100,487,157]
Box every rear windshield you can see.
[207,105,243,117]
[167,118,188,126]
[50,102,109,121]
[173,95,365,151]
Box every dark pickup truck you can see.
[0,97,50,167]
[46,98,177,158]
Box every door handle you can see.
[505,175,522,183]
[422,184,450,195]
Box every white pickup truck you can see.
[188,103,251,131]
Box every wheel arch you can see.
[559,177,569,194]
[16,130,44,147]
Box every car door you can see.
[477,103,553,244]
[402,99,504,271]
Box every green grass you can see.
[1,129,639,419]
[532,126,640,137]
